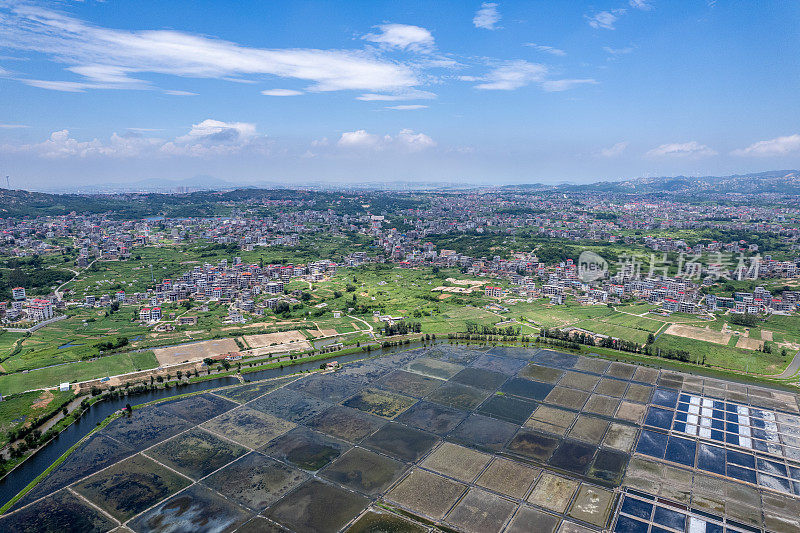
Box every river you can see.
[0,346,393,508]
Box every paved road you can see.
[772,350,800,379]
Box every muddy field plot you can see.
[146,427,248,480]
[0,489,116,533]
[506,505,561,533]
[73,454,191,522]
[215,376,298,404]
[476,457,540,499]
[471,353,527,375]
[500,377,555,401]
[519,363,565,383]
[101,406,193,452]
[261,426,349,472]
[158,392,237,425]
[347,509,428,533]
[202,452,308,511]
[202,407,295,448]
[450,367,509,391]
[265,479,370,533]
[361,422,439,462]
[568,484,615,527]
[385,468,468,520]
[342,388,417,419]
[426,345,482,365]
[527,472,580,513]
[250,388,333,424]
[476,394,537,425]
[374,369,444,398]
[287,373,364,403]
[568,415,610,445]
[425,381,491,411]
[128,483,253,533]
[450,413,519,451]
[445,487,517,533]
[543,386,590,411]
[664,324,731,345]
[526,405,578,437]
[153,337,241,366]
[586,448,628,486]
[11,433,136,508]
[405,357,464,380]
[506,428,560,463]
[558,371,601,392]
[395,400,467,435]
[421,442,492,482]
[320,446,407,496]
[583,394,620,417]
[305,404,387,443]
[602,422,638,453]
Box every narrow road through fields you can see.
[772,350,800,379]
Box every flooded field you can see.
[2,344,799,532]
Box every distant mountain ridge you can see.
[554,170,800,195]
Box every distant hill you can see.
[554,170,800,195]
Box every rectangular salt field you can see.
[2,345,798,533]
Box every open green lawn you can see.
[0,351,158,395]
[0,331,24,359]
[2,309,149,372]
[616,303,658,314]
[653,334,788,375]
[602,313,664,332]
[0,389,75,437]
[508,300,616,328]
[574,319,652,344]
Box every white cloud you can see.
[336,129,435,151]
[1,6,420,94]
[2,129,163,158]
[176,119,256,144]
[603,46,634,55]
[163,90,197,96]
[541,78,597,92]
[338,130,381,148]
[362,24,434,53]
[0,123,28,129]
[732,134,800,157]
[356,89,436,101]
[599,141,628,157]
[525,43,566,56]
[396,129,436,151]
[2,119,262,158]
[586,10,623,30]
[261,88,303,96]
[629,0,653,10]
[473,3,501,30]
[646,141,717,158]
[386,105,428,110]
[466,60,548,90]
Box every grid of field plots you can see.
[1,345,798,532]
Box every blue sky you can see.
[1,0,799,189]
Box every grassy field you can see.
[0,351,158,395]
[0,389,75,437]
[573,319,652,344]
[652,334,787,374]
